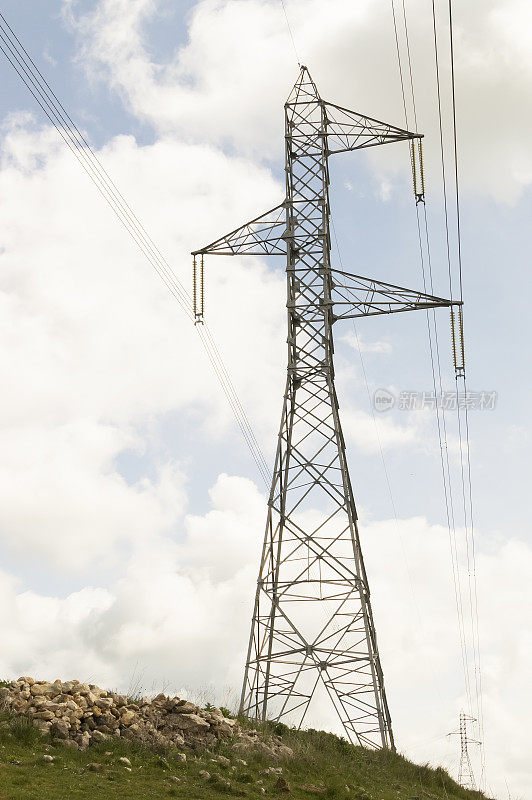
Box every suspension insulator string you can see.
[193,254,197,318]
[418,139,425,199]
[410,138,425,205]
[193,253,204,325]
[410,139,417,197]
[450,307,457,362]
[200,254,205,322]
[450,305,465,378]
[458,305,465,373]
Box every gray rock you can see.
[212,755,231,765]
[34,710,55,721]
[119,709,136,726]
[99,713,118,728]
[50,719,70,739]
[262,766,283,775]
[95,697,113,710]
[174,700,197,714]
[30,683,54,697]
[54,739,79,750]
[174,713,210,731]
[78,732,91,751]
[0,687,11,703]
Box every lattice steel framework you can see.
[457,712,478,791]
[193,68,460,749]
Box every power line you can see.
[447,0,485,785]
[391,0,474,718]
[279,0,301,66]
[429,0,485,787]
[0,11,271,487]
[330,219,445,705]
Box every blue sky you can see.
[0,1,530,797]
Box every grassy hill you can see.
[0,706,492,800]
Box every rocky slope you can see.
[0,677,292,758]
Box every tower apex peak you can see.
[287,65,320,103]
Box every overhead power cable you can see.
[430,0,484,766]
[393,8,487,788]
[397,0,484,787]
[279,0,301,66]
[446,0,485,786]
[391,0,474,717]
[330,218,446,702]
[0,11,271,487]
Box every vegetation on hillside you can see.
[0,706,492,800]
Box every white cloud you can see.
[0,472,530,798]
[0,114,285,567]
[181,473,264,581]
[342,329,392,355]
[0,472,261,695]
[65,0,532,202]
[341,405,418,452]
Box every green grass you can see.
[0,709,492,800]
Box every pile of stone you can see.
[0,677,238,752]
[233,726,293,759]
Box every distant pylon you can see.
[193,67,461,749]
[456,711,478,791]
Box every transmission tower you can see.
[451,711,478,791]
[192,67,460,749]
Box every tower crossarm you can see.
[322,102,420,155]
[323,269,461,321]
[192,202,287,256]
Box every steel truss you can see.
[193,68,459,749]
[457,712,478,790]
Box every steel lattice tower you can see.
[193,68,458,749]
[457,712,478,791]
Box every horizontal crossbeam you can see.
[192,203,286,256]
[328,268,460,320]
[324,102,419,154]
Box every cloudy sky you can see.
[0,1,530,797]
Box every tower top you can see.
[286,65,320,104]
